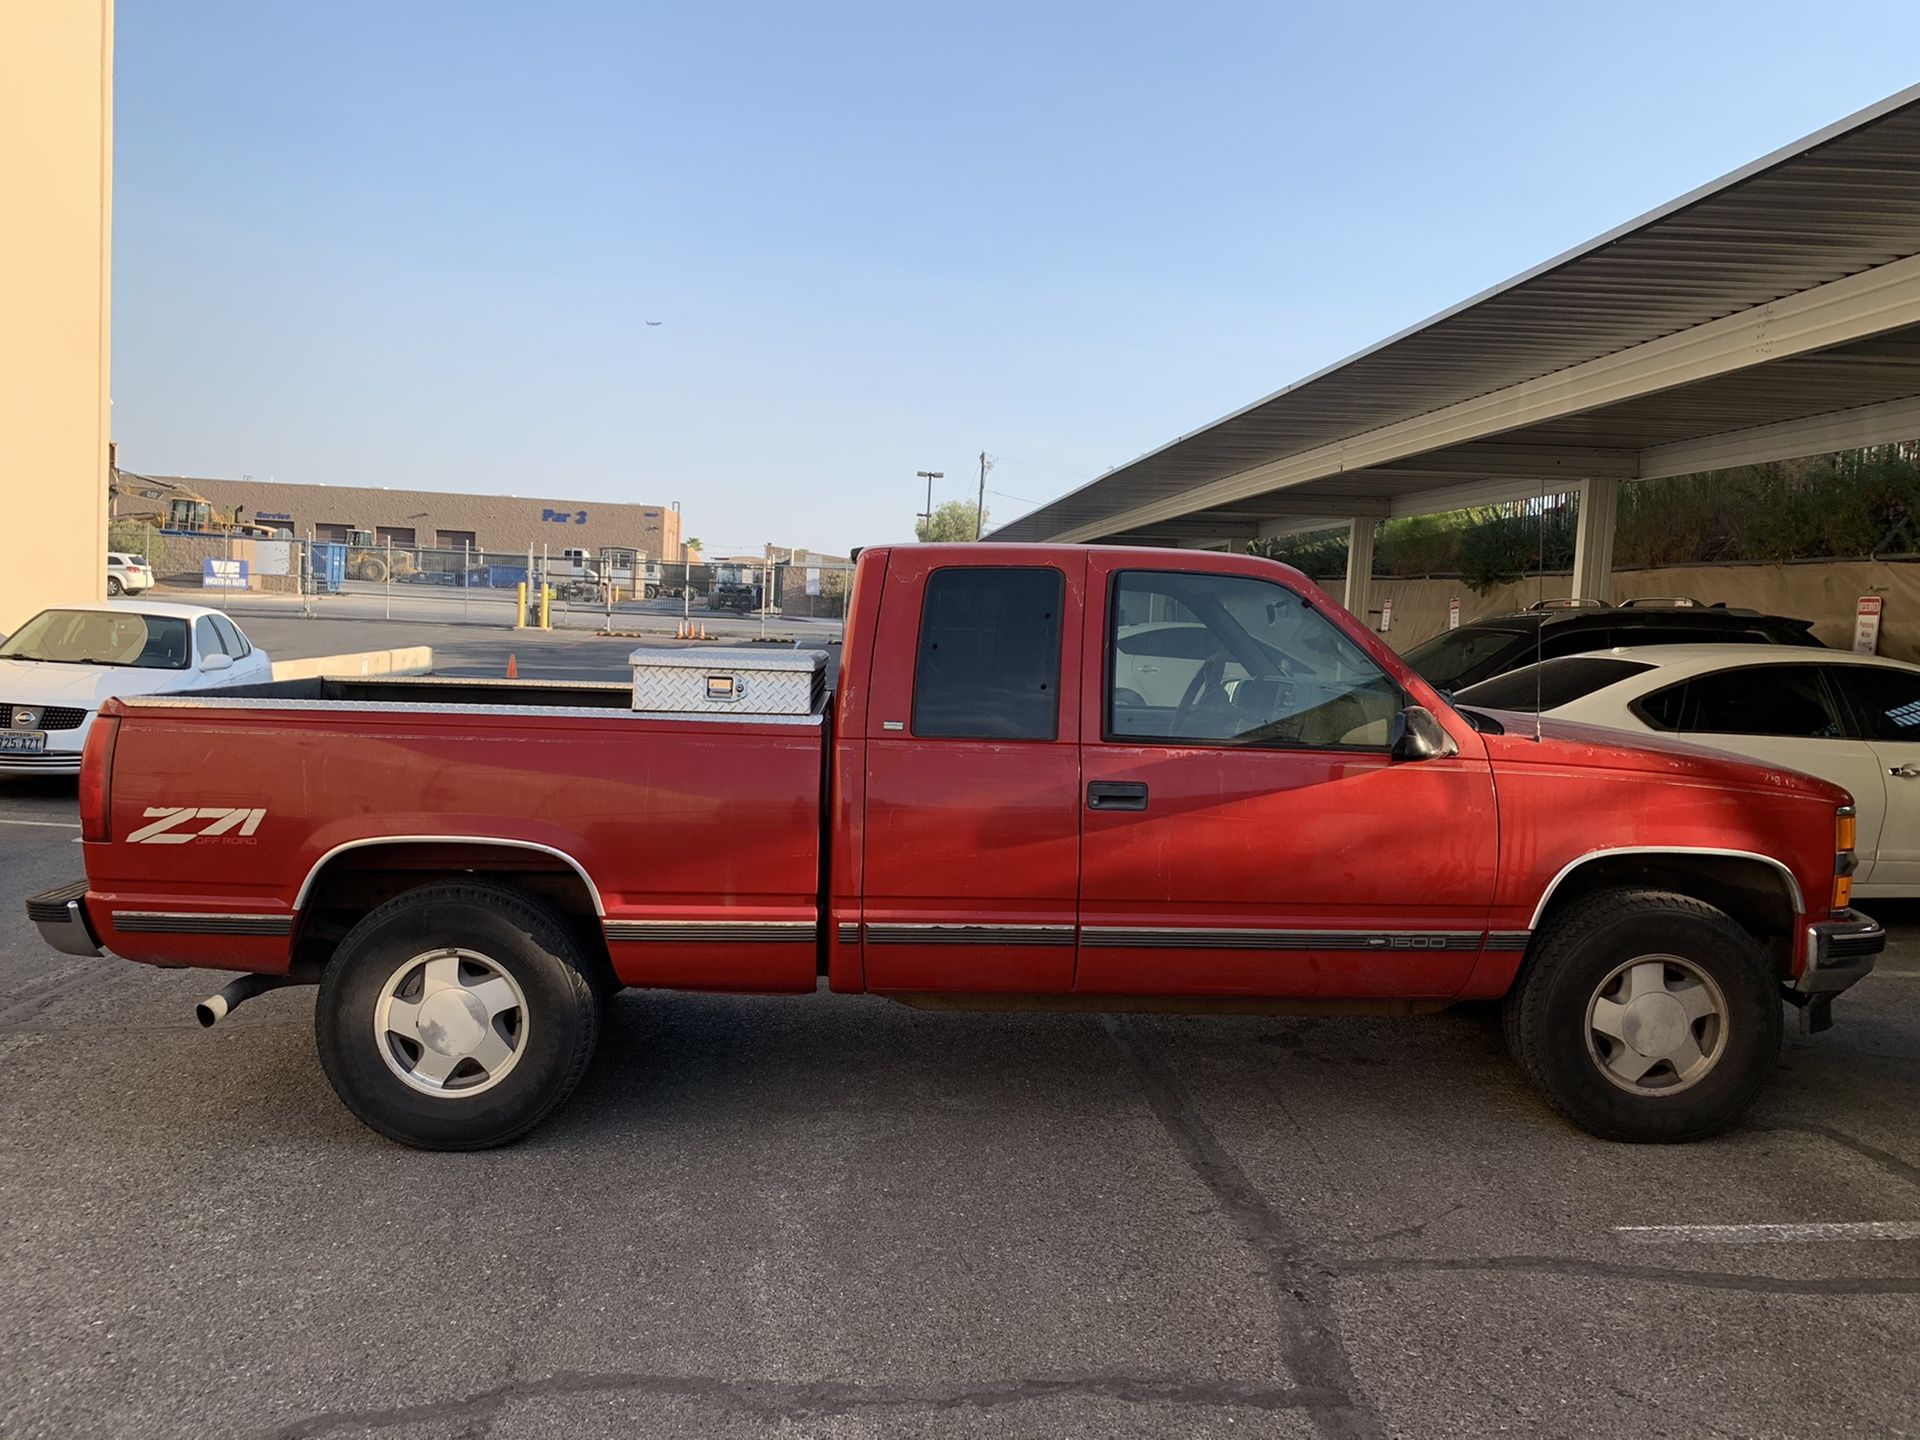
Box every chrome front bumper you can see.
[25,880,102,958]
[1791,909,1884,1031]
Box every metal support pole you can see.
[976,452,989,540]
[1343,518,1377,622]
[384,536,392,620]
[1571,476,1620,603]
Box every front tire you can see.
[315,881,602,1149]
[1504,889,1782,1142]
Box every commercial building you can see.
[130,475,685,561]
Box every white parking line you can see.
[1616,1222,1920,1244]
[0,818,80,830]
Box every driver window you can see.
[1107,570,1402,749]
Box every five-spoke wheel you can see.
[1585,955,1727,1094]
[1506,889,1781,1142]
[375,948,529,1096]
[316,881,605,1150]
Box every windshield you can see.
[1401,623,1531,690]
[0,609,190,669]
[1458,655,1656,713]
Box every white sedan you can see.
[1457,645,1920,898]
[0,602,271,774]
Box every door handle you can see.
[1890,763,1920,778]
[1087,781,1149,811]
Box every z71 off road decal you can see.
[126,807,268,845]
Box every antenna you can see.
[1533,480,1545,743]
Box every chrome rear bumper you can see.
[24,880,102,958]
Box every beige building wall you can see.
[1367,560,1920,663]
[0,1,112,634]
[145,476,684,561]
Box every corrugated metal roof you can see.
[994,84,1920,542]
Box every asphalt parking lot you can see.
[1,621,1916,1438]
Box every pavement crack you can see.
[261,1371,1350,1438]
[1366,1201,1466,1245]
[1102,1015,1384,1440]
[1756,1121,1920,1190]
[1340,1253,1920,1296]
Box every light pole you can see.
[915,470,943,535]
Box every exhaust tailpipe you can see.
[196,974,292,1027]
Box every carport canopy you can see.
[989,85,1920,618]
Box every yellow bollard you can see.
[514,581,527,629]
[540,584,553,630]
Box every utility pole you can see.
[915,470,943,536]
[975,452,990,540]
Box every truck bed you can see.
[85,675,829,993]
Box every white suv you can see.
[106,552,155,596]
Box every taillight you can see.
[1833,804,1858,912]
[78,715,119,842]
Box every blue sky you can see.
[113,1,1920,554]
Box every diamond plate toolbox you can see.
[629,646,829,715]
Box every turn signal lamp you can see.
[1833,805,1857,912]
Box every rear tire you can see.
[315,881,602,1149]
[107,576,123,596]
[1504,889,1781,1142]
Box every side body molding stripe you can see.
[1080,928,1484,951]
[605,920,817,943]
[112,911,294,936]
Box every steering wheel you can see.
[1172,653,1230,736]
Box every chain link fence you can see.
[120,528,853,637]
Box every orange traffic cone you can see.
[505,654,518,679]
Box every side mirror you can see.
[199,652,233,673]
[1389,704,1455,762]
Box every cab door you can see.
[1077,558,1499,999]
[859,551,1084,993]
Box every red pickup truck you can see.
[27,544,1881,1149]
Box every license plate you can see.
[0,731,46,754]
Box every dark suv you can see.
[1402,599,1823,693]
[708,581,760,613]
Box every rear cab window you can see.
[912,567,1063,740]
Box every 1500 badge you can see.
[127,807,267,845]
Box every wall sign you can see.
[1448,597,1461,630]
[1379,598,1393,633]
[541,508,589,524]
[1854,595,1884,655]
[202,558,250,590]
